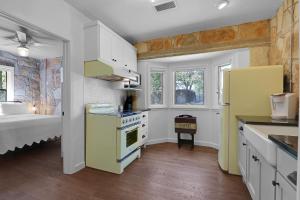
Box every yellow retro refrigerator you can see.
[218,65,283,175]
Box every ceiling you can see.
[0,16,63,59]
[66,0,283,43]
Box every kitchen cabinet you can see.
[238,122,296,200]
[247,143,261,200]
[84,21,137,72]
[122,42,137,72]
[275,172,296,200]
[139,111,149,147]
[260,155,276,200]
[238,123,247,179]
[246,143,276,200]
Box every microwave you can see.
[113,71,141,90]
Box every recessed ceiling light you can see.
[150,0,156,3]
[216,0,229,10]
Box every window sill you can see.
[149,105,168,109]
[169,106,210,111]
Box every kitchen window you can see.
[149,70,166,107]
[173,68,205,106]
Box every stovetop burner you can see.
[119,111,141,117]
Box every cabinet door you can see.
[122,42,137,72]
[111,34,123,68]
[275,172,296,200]
[99,25,113,65]
[247,145,261,200]
[238,126,247,179]
[260,157,276,200]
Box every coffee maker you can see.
[270,93,297,119]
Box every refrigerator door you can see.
[218,104,230,171]
[218,70,230,171]
[227,65,283,175]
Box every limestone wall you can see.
[269,0,299,94]
[135,20,271,60]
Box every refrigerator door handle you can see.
[221,103,230,106]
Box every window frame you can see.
[170,66,209,109]
[0,70,7,102]
[0,65,14,102]
[148,68,168,109]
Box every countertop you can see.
[268,135,298,159]
[237,115,298,127]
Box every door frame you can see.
[0,10,71,174]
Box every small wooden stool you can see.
[175,115,197,149]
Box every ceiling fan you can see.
[0,26,52,57]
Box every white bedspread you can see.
[0,114,62,154]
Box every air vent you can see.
[155,1,176,12]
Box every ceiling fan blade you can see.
[0,26,15,34]
[16,31,27,43]
[4,35,17,41]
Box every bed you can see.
[0,103,62,154]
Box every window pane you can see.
[150,72,163,105]
[0,71,7,102]
[175,69,204,105]
[0,71,7,89]
[0,90,7,102]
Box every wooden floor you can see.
[0,141,251,200]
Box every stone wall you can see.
[0,50,62,115]
[269,0,299,94]
[0,50,42,111]
[40,58,62,115]
[135,20,271,60]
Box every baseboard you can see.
[73,162,85,173]
[147,138,219,150]
[147,138,169,145]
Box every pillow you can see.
[0,103,31,115]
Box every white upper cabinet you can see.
[122,42,137,72]
[84,21,137,72]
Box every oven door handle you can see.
[125,127,138,134]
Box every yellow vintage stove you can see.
[85,104,141,174]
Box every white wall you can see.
[138,49,249,149]
[84,77,125,108]
[0,0,91,174]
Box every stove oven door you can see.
[117,124,139,161]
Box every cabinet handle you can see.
[272,180,280,187]
[142,124,146,127]
[242,143,247,146]
[142,135,146,139]
[125,64,128,67]
[239,127,244,131]
[252,155,259,162]
[143,115,146,118]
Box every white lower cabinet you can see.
[238,122,295,200]
[275,172,296,200]
[247,144,261,200]
[260,155,276,200]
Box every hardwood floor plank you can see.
[0,141,251,200]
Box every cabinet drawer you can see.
[277,148,297,188]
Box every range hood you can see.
[84,60,136,81]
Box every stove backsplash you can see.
[84,77,126,110]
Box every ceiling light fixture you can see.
[150,0,156,3]
[216,0,229,10]
[17,45,29,57]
